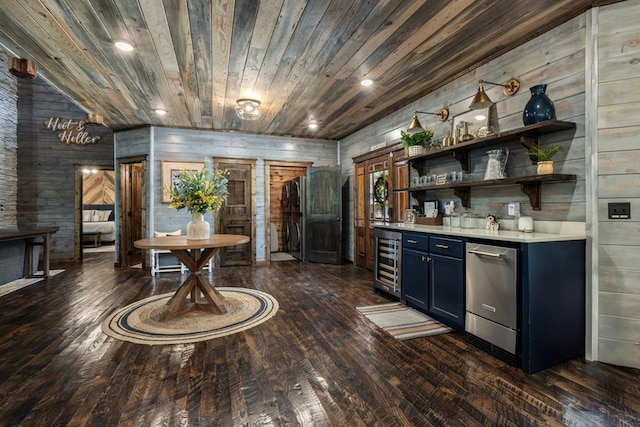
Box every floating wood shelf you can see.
[396,120,576,172]
[396,174,577,210]
[394,120,578,210]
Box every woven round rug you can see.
[101,287,278,345]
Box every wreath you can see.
[374,175,388,205]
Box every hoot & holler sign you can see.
[44,117,102,145]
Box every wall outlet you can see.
[508,202,520,216]
[608,202,631,219]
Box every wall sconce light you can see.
[235,99,261,120]
[406,107,449,134]
[470,78,521,110]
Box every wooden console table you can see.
[0,227,59,279]
[134,234,250,320]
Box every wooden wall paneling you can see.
[599,266,640,293]
[598,174,640,198]
[134,127,336,262]
[595,0,640,369]
[598,222,640,246]
[599,126,640,152]
[16,78,114,261]
[599,315,640,342]
[599,292,640,318]
[598,337,640,368]
[340,15,589,261]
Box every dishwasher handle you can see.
[467,249,504,259]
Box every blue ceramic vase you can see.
[523,84,556,125]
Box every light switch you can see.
[608,202,631,219]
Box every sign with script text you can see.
[44,117,102,145]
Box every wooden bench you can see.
[83,232,102,248]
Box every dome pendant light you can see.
[235,99,261,120]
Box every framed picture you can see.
[161,161,204,203]
[451,105,498,142]
[404,208,416,224]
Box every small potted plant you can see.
[401,129,433,156]
[528,144,561,175]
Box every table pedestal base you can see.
[164,247,226,321]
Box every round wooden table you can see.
[134,234,250,320]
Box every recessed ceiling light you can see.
[360,79,373,86]
[309,123,319,130]
[155,109,167,115]
[115,41,134,51]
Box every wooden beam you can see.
[9,57,37,79]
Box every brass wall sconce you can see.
[406,107,449,134]
[235,98,261,120]
[469,78,521,110]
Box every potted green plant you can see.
[401,129,434,156]
[528,144,561,175]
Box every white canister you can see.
[518,216,534,232]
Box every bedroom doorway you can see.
[77,166,116,261]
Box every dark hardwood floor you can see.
[0,252,639,426]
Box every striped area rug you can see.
[356,302,452,340]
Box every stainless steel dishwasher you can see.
[465,242,518,355]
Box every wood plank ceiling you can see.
[0,0,622,140]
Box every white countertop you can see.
[374,222,586,243]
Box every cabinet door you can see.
[401,248,429,312]
[429,253,464,329]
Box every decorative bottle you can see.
[442,130,453,147]
[523,84,556,125]
[460,121,474,142]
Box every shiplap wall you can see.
[595,0,640,369]
[114,126,338,262]
[340,14,589,262]
[0,50,18,226]
[16,78,114,259]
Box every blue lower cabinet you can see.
[401,247,430,312]
[429,253,464,329]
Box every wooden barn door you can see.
[305,167,342,264]
[215,158,254,266]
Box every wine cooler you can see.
[373,228,402,297]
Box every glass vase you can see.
[186,212,210,240]
[523,84,556,125]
